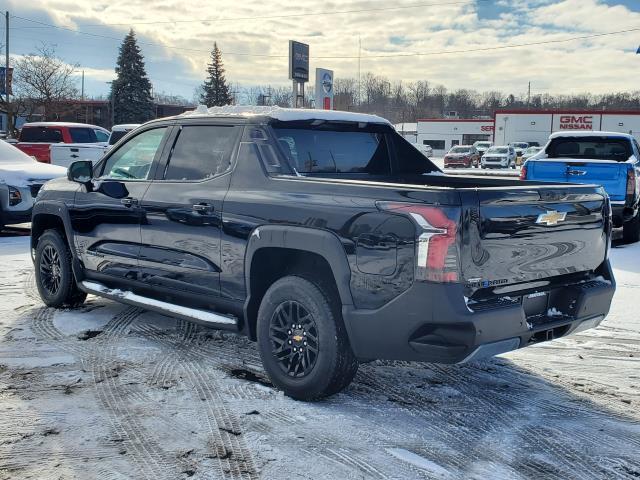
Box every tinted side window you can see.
[102,127,167,180]
[164,125,240,181]
[69,128,98,143]
[20,127,63,142]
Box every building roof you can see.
[180,105,391,124]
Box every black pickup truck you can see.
[31,107,616,400]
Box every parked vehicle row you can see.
[15,122,141,167]
[30,106,616,400]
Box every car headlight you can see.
[8,186,22,206]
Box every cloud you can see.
[6,0,640,98]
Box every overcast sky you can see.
[4,0,640,101]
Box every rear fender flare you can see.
[244,225,354,307]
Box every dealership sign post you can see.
[314,68,334,110]
[289,40,309,108]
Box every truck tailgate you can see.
[462,186,609,289]
[16,143,52,163]
[527,159,626,201]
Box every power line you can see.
[10,14,640,60]
[12,0,489,28]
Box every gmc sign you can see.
[559,115,593,130]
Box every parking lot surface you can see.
[0,233,639,479]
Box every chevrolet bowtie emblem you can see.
[536,210,567,226]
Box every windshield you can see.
[272,121,439,175]
[487,147,508,154]
[476,142,491,148]
[525,147,540,154]
[450,147,471,154]
[511,143,528,149]
[547,137,631,161]
[0,139,35,164]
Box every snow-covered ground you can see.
[0,232,639,479]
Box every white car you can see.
[481,146,517,169]
[509,142,529,157]
[411,142,433,158]
[521,146,543,162]
[473,141,492,157]
[0,141,66,229]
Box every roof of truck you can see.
[549,131,635,140]
[22,122,107,130]
[178,105,391,125]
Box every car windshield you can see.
[272,121,439,175]
[488,147,508,154]
[512,143,528,148]
[476,143,491,148]
[525,147,540,154]
[450,147,471,153]
[547,137,631,161]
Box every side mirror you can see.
[68,160,93,185]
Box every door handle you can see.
[121,197,138,207]
[192,203,214,214]
[70,154,79,158]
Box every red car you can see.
[443,145,480,168]
[16,122,110,163]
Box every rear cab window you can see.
[547,137,632,161]
[20,127,63,143]
[270,120,439,176]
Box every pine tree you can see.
[200,43,232,107]
[111,30,154,124]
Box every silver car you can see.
[481,146,517,169]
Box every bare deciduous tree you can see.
[13,43,79,121]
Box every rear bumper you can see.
[342,261,615,363]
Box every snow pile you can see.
[180,104,391,125]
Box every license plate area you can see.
[523,291,549,321]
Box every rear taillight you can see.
[519,164,527,181]
[378,202,460,282]
[627,169,636,200]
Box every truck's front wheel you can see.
[622,211,640,244]
[257,275,358,401]
[35,229,87,308]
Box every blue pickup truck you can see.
[522,131,640,243]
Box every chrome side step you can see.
[79,281,239,331]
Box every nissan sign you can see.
[315,68,334,110]
[289,41,309,82]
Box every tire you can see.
[34,229,87,308]
[257,275,358,401]
[622,211,640,244]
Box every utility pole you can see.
[5,11,10,133]
[357,35,361,106]
[527,81,531,108]
[81,70,85,100]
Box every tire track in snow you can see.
[134,320,258,479]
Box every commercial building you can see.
[494,109,640,146]
[415,119,494,156]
